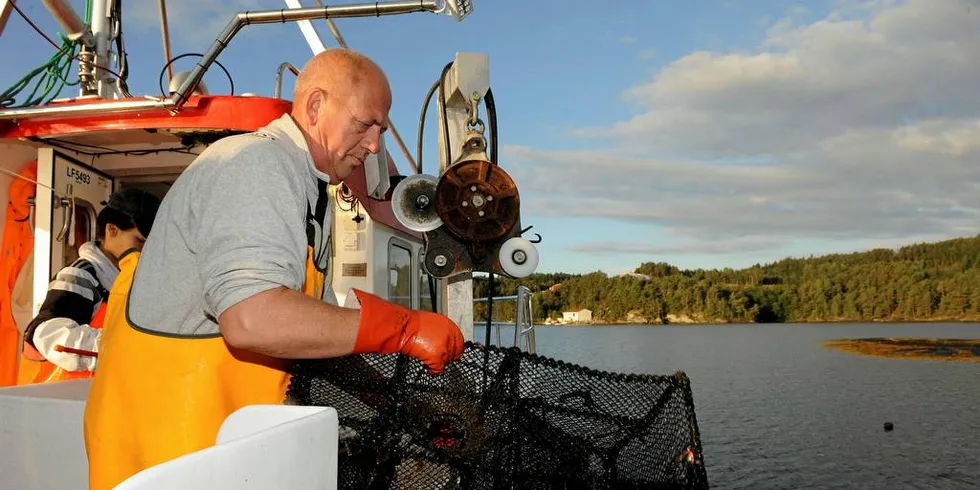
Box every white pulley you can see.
[498,236,538,278]
[391,174,443,232]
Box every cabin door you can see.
[31,148,114,316]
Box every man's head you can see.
[96,188,161,260]
[291,49,392,183]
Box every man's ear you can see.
[105,223,119,238]
[305,89,324,126]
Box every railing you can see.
[473,285,536,354]
[274,62,300,99]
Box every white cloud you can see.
[620,36,638,44]
[511,0,980,257]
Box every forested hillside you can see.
[472,236,980,324]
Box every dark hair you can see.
[96,188,161,239]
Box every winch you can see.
[390,53,539,279]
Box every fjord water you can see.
[474,322,980,489]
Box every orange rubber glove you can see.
[350,288,464,374]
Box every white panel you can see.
[330,184,372,305]
[116,405,338,490]
[0,379,91,490]
[32,149,54,318]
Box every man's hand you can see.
[348,288,464,374]
[32,318,100,371]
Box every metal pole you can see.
[274,62,300,99]
[90,0,111,97]
[0,99,170,120]
[0,0,14,38]
[40,0,91,43]
[514,286,525,348]
[171,0,440,112]
[324,18,349,48]
[158,0,174,83]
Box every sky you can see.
[2,0,979,275]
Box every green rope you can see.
[1,0,91,108]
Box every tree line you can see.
[472,235,980,324]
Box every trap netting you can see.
[285,342,709,489]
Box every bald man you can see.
[83,49,465,489]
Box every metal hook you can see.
[520,225,542,244]
[469,92,481,127]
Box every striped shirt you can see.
[24,257,110,348]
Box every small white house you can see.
[562,309,593,323]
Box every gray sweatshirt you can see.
[128,114,335,337]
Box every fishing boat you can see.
[0,1,706,488]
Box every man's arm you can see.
[219,286,359,359]
[24,261,102,370]
[190,141,360,358]
[221,284,466,374]
[195,141,463,372]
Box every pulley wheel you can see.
[391,174,443,232]
[423,246,456,278]
[435,160,520,242]
[498,237,538,278]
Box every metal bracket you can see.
[437,52,490,174]
[55,183,75,244]
[26,196,36,237]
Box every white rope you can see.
[0,165,63,196]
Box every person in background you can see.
[21,188,160,383]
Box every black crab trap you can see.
[285,342,709,489]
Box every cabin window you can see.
[387,240,413,308]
